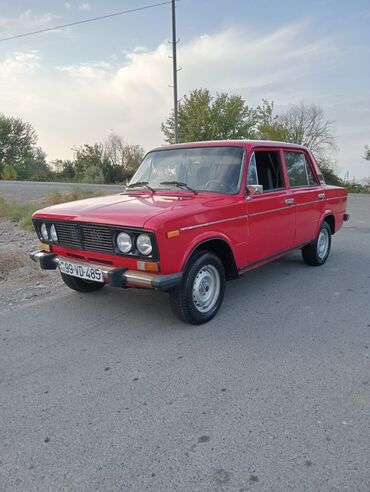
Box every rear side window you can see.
[284,152,317,187]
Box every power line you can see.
[0,1,172,43]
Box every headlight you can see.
[116,232,132,253]
[136,234,152,256]
[40,223,49,241]
[50,224,58,242]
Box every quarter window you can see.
[284,152,317,187]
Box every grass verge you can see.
[0,188,105,230]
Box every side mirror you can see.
[246,184,263,197]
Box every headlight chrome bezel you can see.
[136,233,153,256]
[116,232,133,254]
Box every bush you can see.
[1,164,17,180]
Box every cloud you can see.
[0,9,58,35]
[0,51,40,77]
[64,2,72,8]
[78,2,91,11]
[0,22,368,178]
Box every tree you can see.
[255,99,290,142]
[364,145,370,161]
[0,113,38,177]
[161,88,257,143]
[279,102,335,156]
[104,133,144,180]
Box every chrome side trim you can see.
[180,215,248,231]
[295,199,323,207]
[249,206,293,217]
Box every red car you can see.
[31,141,349,324]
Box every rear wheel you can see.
[60,272,105,292]
[170,251,225,325]
[302,221,331,266]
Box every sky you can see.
[0,0,369,179]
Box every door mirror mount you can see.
[246,184,263,198]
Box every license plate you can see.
[59,259,104,283]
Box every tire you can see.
[302,221,331,266]
[170,251,226,325]
[60,272,105,292]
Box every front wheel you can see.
[302,221,331,266]
[60,272,105,292]
[170,251,226,325]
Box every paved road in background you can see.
[0,180,122,202]
[1,195,369,491]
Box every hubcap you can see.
[192,264,221,313]
[317,228,329,259]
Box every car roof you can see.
[150,140,308,152]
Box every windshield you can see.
[130,146,244,194]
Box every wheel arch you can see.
[182,236,238,280]
[323,213,335,234]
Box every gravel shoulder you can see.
[0,219,64,312]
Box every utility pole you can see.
[171,0,179,143]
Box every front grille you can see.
[33,220,159,260]
[54,222,115,255]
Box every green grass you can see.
[0,188,106,230]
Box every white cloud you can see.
[78,2,91,11]
[64,2,71,8]
[0,9,58,35]
[0,51,40,77]
[0,22,368,178]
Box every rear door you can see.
[245,148,296,265]
[283,149,325,245]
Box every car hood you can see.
[32,191,230,229]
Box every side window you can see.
[247,151,285,192]
[284,152,317,187]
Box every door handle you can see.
[318,193,326,199]
[285,198,295,205]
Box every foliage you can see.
[0,189,106,231]
[255,100,290,142]
[161,88,257,143]
[0,113,52,181]
[53,135,144,184]
[364,145,370,161]
[1,164,17,180]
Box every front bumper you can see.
[30,251,182,291]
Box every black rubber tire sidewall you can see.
[302,221,332,266]
[170,251,226,325]
[60,272,105,292]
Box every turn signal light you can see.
[167,229,180,238]
[39,242,51,252]
[137,261,159,272]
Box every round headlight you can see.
[116,232,132,253]
[50,224,58,242]
[136,234,152,256]
[40,223,49,241]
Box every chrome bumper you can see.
[30,251,182,291]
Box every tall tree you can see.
[364,145,370,161]
[161,88,257,143]
[279,102,335,156]
[0,113,38,177]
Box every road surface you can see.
[0,194,369,491]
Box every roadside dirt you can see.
[0,219,63,312]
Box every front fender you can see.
[179,230,237,271]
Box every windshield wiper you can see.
[126,181,155,192]
[160,181,197,194]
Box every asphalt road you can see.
[1,194,369,491]
[0,180,122,202]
